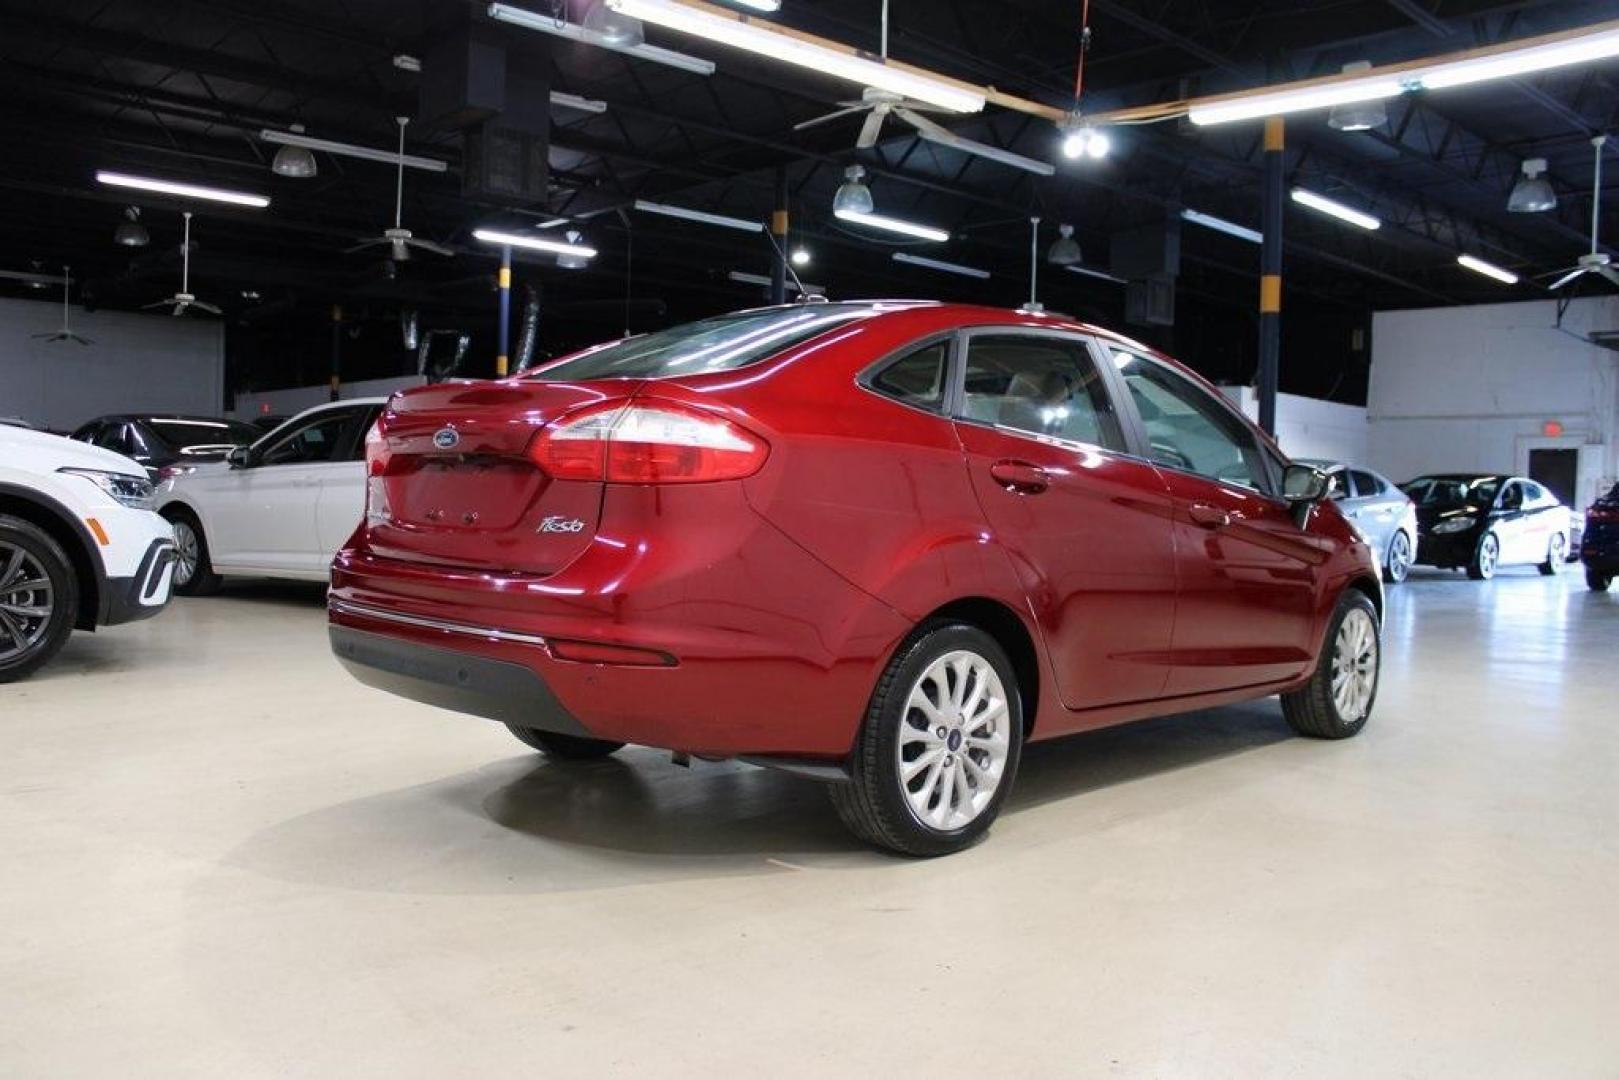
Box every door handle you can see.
[989,460,1049,494]
[1189,503,1231,529]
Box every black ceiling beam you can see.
[1383,0,1455,38]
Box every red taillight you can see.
[528,400,769,484]
[364,420,391,477]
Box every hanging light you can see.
[557,231,592,270]
[790,246,811,267]
[583,1,646,47]
[271,124,318,178]
[832,165,874,215]
[1059,117,1110,160]
[1047,223,1082,265]
[113,206,149,247]
[1508,158,1557,213]
[1327,62,1387,132]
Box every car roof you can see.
[1408,473,1513,482]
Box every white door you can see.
[314,405,381,562]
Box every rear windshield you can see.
[1402,476,1501,507]
[147,419,260,451]
[527,305,877,382]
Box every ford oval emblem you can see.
[433,427,460,450]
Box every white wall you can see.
[0,295,225,430]
[1368,296,1618,508]
[1220,386,1371,464]
[231,375,426,421]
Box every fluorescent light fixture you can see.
[892,252,989,279]
[724,0,780,10]
[1065,264,1127,285]
[728,270,824,295]
[259,129,448,172]
[1189,77,1404,127]
[474,228,598,258]
[834,208,949,242]
[95,170,269,208]
[604,0,985,113]
[487,3,716,75]
[1457,254,1519,285]
[392,54,421,72]
[536,218,570,229]
[634,199,763,232]
[1290,188,1380,231]
[550,90,608,114]
[1181,208,1263,245]
[1419,26,1619,90]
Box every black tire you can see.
[1588,570,1613,592]
[1538,533,1566,576]
[1383,529,1412,584]
[829,621,1024,857]
[165,510,221,596]
[1466,532,1499,580]
[504,724,624,759]
[0,514,80,684]
[1280,589,1379,740]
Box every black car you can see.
[1402,474,1574,580]
[1581,482,1619,592]
[70,414,260,479]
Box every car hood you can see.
[0,425,146,475]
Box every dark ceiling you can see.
[1,0,1615,401]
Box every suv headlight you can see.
[58,468,156,511]
[1432,515,1476,534]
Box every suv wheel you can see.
[1466,532,1499,580]
[1280,589,1379,739]
[167,513,221,596]
[831,622,1024,856]
[0,515,79,683]
[1538,534,1566,576]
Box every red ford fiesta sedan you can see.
[330,301,1382,855]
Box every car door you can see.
[951,330,1178,709]
[1517,481,1564,565]
[1492,481,1531,565]
[313,404,381,560]
[1107,348,1325,695]
[1347,469,1400,555]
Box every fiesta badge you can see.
[433,427,460,450]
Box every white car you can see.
[0,425,176,681]
[157,399,386,593]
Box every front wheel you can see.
[167,513,221,596]
[1280,589,1379,739]
[0,515,79,683]
[830,622,1024,857]
[505,724,624,760]
[1466,532,1499,580]
[1383,529,1412,584]
[1588,570,1614,592]
[1538,533,1566,576]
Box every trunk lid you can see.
[365,379,637,574]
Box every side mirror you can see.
[1282,463,1329,503]
[227,445,252,469]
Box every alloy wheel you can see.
[895,649,1011,832]
[0,541,55,663]
[171,521,199,587]
[1330,607,1378,723]
[1547,534,1565,573]
[1387,531,1411,582]
[1479,534,1498,578]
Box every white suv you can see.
[0,425,177,681]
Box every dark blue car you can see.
[1583,482,1619,592]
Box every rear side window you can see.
[1350,469,1383,496]
[528,305,877,381]
[959,335,1124,450]
[869,341,949,412]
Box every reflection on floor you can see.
[4,571,1616,1076]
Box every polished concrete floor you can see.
[3,567,1617,1077]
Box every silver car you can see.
[1300,460,1419,583]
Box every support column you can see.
[329,304,343,402]
[1258,116,1284,436]
[496,245,512,377]
[770,166,788,305]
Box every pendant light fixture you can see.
[113,206,149,247]
[271,124,319,178]
[1507,158,1557,213]
[1327,62,1388,132]
[1046,223,1082,265]
[832,165,874,216]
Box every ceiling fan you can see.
[1548,134,1618,292]
[143,212,221,316]
[31,266,93,345]
[346,116,454,261]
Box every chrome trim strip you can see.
[329,598,548,647]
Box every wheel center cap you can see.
[946,729,963,752]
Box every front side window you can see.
[869,340,949,412]
[959,335,1124,450]
[257,409,360,467]
[1324,469,1350,500]
[1112,352,1266,491]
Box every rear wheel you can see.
[0,515,79,683]
[167,513,221,596]
[830,622,1023,857]
[504,724,624,760]
[1383,529,1412,584]
[1280,589,1379,739]
[1538,533,1566,576]
[1466,532,1499,580]
[1588,570,1613,592]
